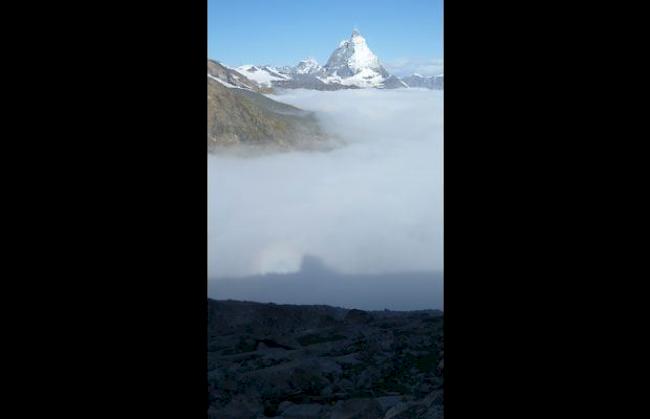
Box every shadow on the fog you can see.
[208,255,443,311]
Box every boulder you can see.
[282,403,324,419]
[330,398,384,419]
[375,396,402,412]
[278,401,294,412]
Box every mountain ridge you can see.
[207,76,328,152]
[211,30,441,91]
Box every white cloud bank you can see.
[208,88,443,278]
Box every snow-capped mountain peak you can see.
[325,30,382,76]
[211,30,440,91]
[321,29,402,88]
[349,29,367,45]
[294,58,322,75]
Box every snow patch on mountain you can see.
[208,73,252,90]
[321,68,384,88]
[236,65,292,87]
[208,59,264,91]
[208,73,236,88]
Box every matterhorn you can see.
[210,29,444,91]
[320,29,405,88]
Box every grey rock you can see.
[207,300,443,419]
[278,401,294,412]
[282,403,324,419]
[383,402,416,419]
[375,396,402,412]
[330,398,384,419]
[338,379,354,391]
[320,385,333,397]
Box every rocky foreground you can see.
[208,299,444,418]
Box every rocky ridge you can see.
[207,75,329,152]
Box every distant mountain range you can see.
[210,30,443,92]
[401,73,444,90]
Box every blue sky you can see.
[208,0,443,76]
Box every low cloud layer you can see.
[208,88,443,279]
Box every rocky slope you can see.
[207,76,328,152]
[208,299,444,419]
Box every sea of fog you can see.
[208,88,443,282]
